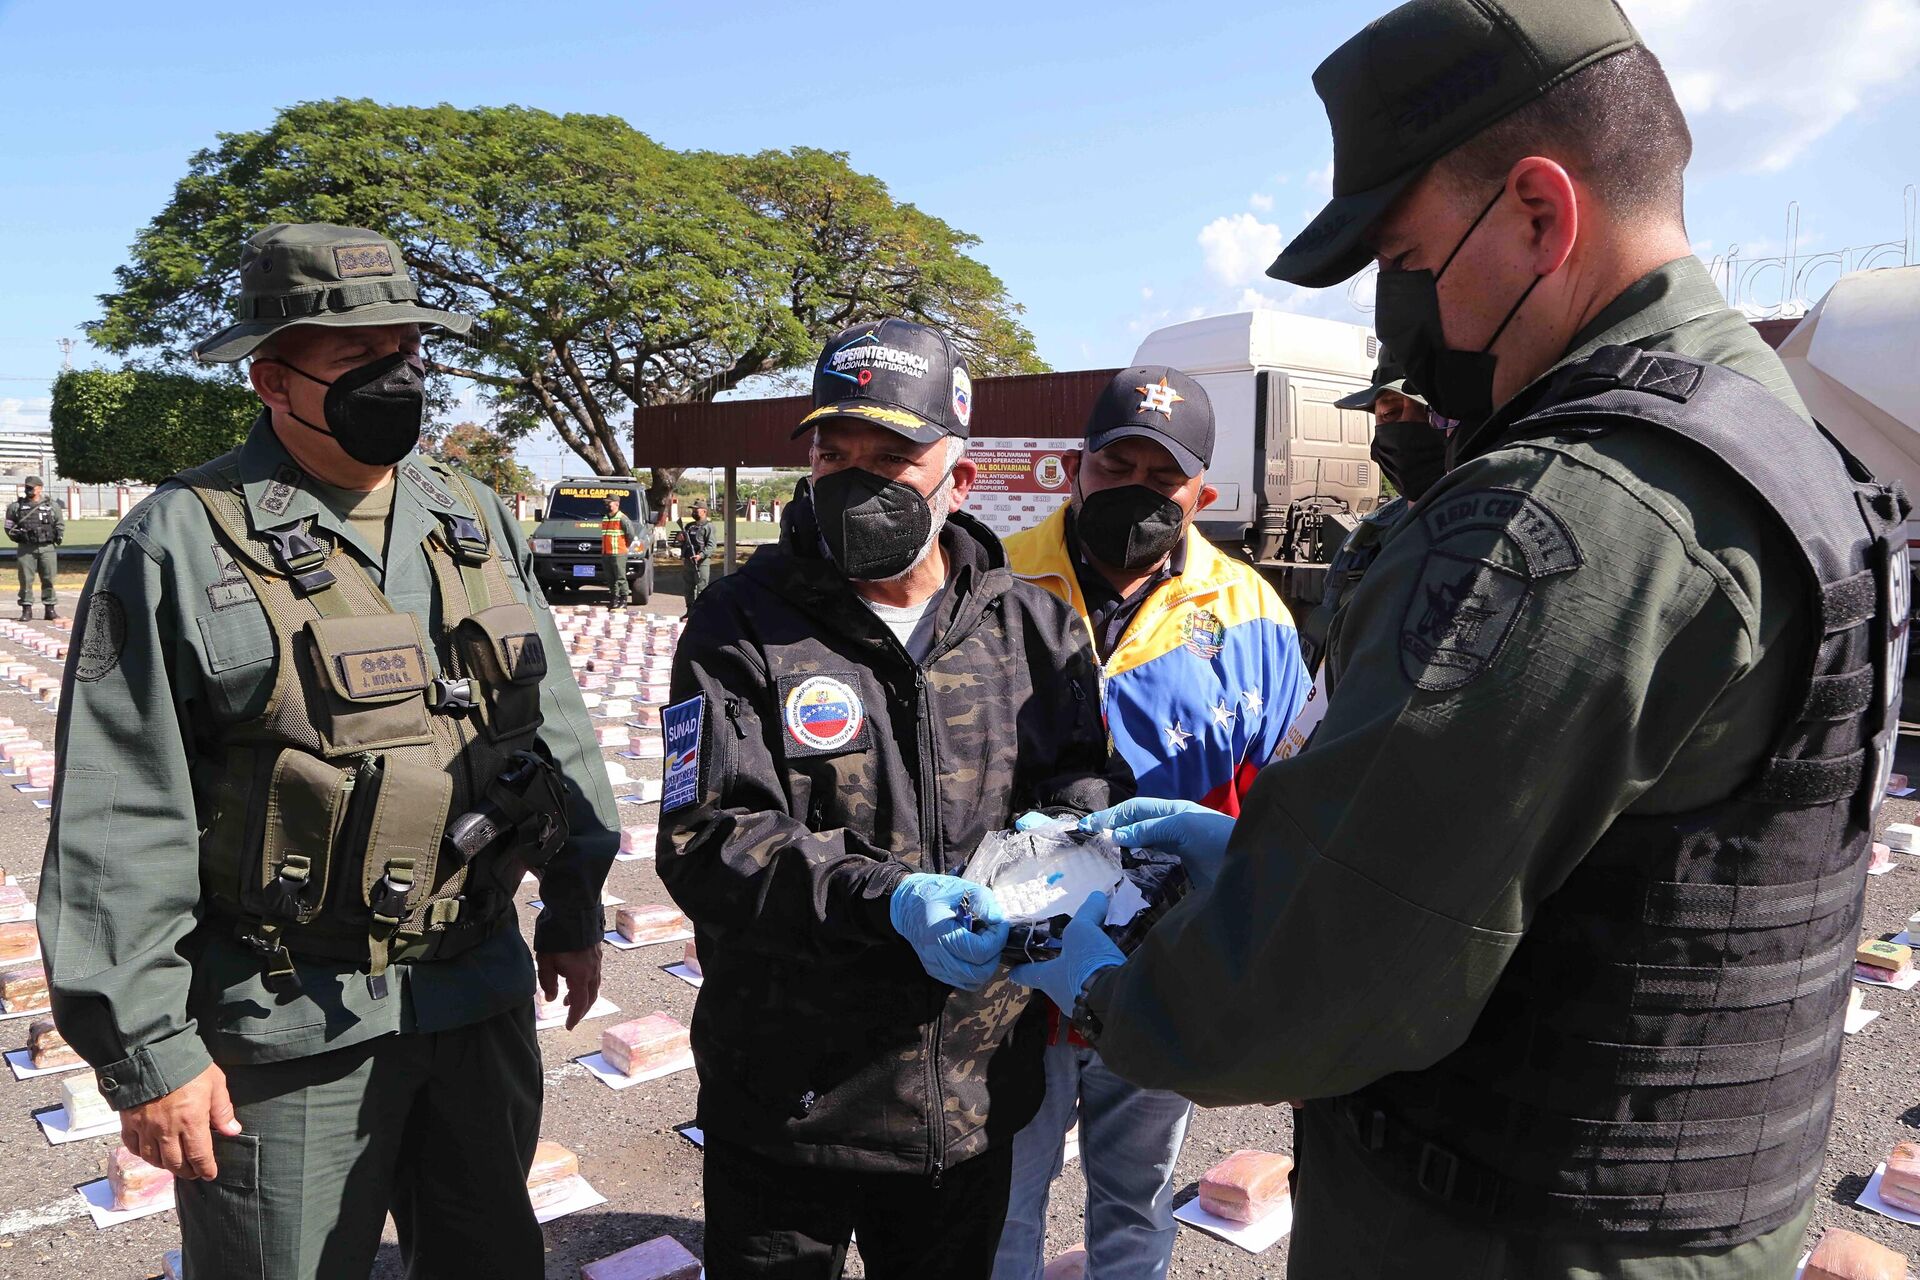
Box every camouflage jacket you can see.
[659,500,1132,1176]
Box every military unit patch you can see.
[778,674,870,757]
[333,243,396,279]
[661,695,704,814]
[1401,487,1582,692]
[258,464,301,518]
[73,591,128,683]
[1182,607,1225,660]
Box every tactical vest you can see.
[1300,496,1406,676]
[1342,346,1910,1246]
[179,455,570,993]
[14,500,57,545]
[601,518,627,557]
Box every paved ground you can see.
[0,586,1913,1276]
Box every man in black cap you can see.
[7,475,63,620]
[994,368,1307,1277]
[1299,356,1443,676]
[1013,3,1903,1276]
[658,318,1130,1277]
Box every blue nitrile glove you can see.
[1082,797,1235,892]
[889,874,1011,992]
[1009,891,1125,1012]
[1013,810,1054,832]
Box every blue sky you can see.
[1,0,1915,481]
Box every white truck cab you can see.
[1131,309,1382,609]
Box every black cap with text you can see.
[794,318,974,444]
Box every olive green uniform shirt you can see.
[1086,257,1820,1273]
[39,418,619,1110]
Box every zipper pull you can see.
[723,698,748,740]
[931,1159,944,1189]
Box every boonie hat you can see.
[192,222,474,364]
[1084,366,1214,478]
[795,318,973,444]
[1268,0,1642,288]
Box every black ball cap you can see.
[1085,366,1214,478]
[1268,0,1641,288]
[793,318,973,444]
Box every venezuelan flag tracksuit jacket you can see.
[1005,506,1311,816]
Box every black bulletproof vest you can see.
[1349,346,1910,1246]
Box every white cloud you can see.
[1140,286,1154,300]
[0,398,51,433]
[1249,192,1275,212]
[1304,157,1335,198]
[1627,0,1920,172]
[1198,212,1285,288]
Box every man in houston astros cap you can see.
[658,317,1131,1276]
[1015,3,1897,1276]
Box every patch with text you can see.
[333,644,429,699]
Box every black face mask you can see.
[1076,483,1189,573]
[1371,417,1451,502]
[811,466,949,581]
[269,350,426,467]
[1372,188,1545,426]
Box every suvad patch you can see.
[1400,487,1581,692]
[661,695,704,814]
[776,672,872,757]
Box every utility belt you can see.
[227,742,570,995]
[1329,1095,1514,1218]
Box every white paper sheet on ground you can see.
[535,996,620,1032]
[7,1047,86,1079]
[1868,860,1899,876]
[1172,1196,1292,1253]
[1855,1163,1920,1226]
[79,1176,174,1229]
[614,848,655,863]
[1891,931,1913,946]
[1889,786,1916,797]
[664,963,703,989]
[530,891,624,910]
[1845,1005,1882,1034]
[0,1000,53,1023]
[36,1103,118,1145]
[1793,1251,1808,1280]
[604,928,695,952]
[678,1124,705,1147]
[575,1048,695,1090]
[0,902,37,922]
[532,1174,607,1224]
[1062,1126,1080,1165]
[1854,965,1920,991]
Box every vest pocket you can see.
[300,613,435,754]
[252,750,351,925]
[356,756,453,925]
[455,603,548,744]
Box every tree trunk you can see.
[647,467,684,516]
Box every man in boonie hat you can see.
[40,223,619,1278]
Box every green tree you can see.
[87,101,1046,510]
[426,421,538,499]
[48,366,256,483]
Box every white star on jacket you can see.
[1164,721,1193,752]
[1210,698,1237,728]
[1240,689,1264,715]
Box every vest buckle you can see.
[428,677,476,715]
[1415,1142,1461,1200]
[437,512,492,565]
[262,520,338,595]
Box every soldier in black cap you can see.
[1013,2,1903,1276]
[657,318,1130,1276]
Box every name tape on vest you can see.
[334,644,430,699]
